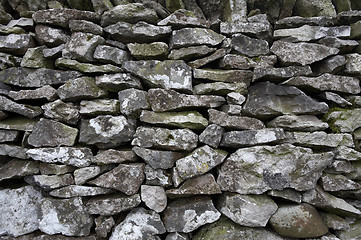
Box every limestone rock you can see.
[194,82,247,95]
[0,159,39,182]
[0,129,20,143]
[219,54,277,70]
[9,85,57,101]
[0,34,35,55]
[95,216,115,238]
[158,11,210,28]
[141,185,167,212]
[168,45,216,61]
[268,189,302,203]
[345,53,361,74]
[95,73,142,92]
[325,108,361,133]
[267,115,329,132]
[336,219,361,240]
[0,95,42,118]
[293,0,336,17]
[73,166,103,185]
[313,55,346,75]
[118,88,150,118]
[290,131,355,148]
[133,146,184,169]
[193,68,252,85]
[21,46,54,69]
[217,144,334,194]
[318,36,359,53]
[208,109,264,130]
[170,28,225,49]
[57,77,107,101]
[25,174,74,191]
[145,165,173,187]
[0,144,28,159]
[35,25,69,47]
[253,66,312,83]
[0,52,21,70]
[335,146,361,161]
[319,92,352,108]
[55,58,123,73]
[92,149,137,165]
[231,34,269,57]
[321,173,361,191]
[69,20,103,35]
[80,99,119,116]
[127,42,168,60]
[93,44,129,65]
[188,48,228,69]
[39,163,76,176]
[42,100,80,125]
[199,124,225,148]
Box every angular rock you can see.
[0,129,20,143]
[321,173,360,191]
[55,58,123,73]
[127,42,168,60]
[86,193,141,215]
[95,216,115,238]
[0,52,20,70]
[318,36,359,53]
[163,196,220,233]
[335,146,361,161]
[95,73,142,92]
[345,53,361,74]
[141,185,167,212]
[132,126,198,151]
[293,0,336,17]
[50,185,113,198]
[0,26,27,35]
[313,55,346,75]
[336,219,361,240]
[0,34,35,55]
[21,46,54,69]
[40,163,76,176]
[79,115,136,148]
[268,189,302,203]
[35,25,69,47]
[158,11,210,28]
[194,82,247,95]
[0,159,39,182]
[231,34,269,57]
[319,92,352,108]
[148,88,225,112]
[290,131,355,148]
[123,60,192,92]
[271,41,339,66]
[38,197,93,236]
[93,44,129,65]
[80,99,119,116]
[170,28,225,49]
[243,81,329,120]
[89,163,145,195]
[267,115,329,131]
[145,165,172,187]
[0,144,28,159]
[325,108,361,132]
[269,203,329,238]
[28,118,78,147]
[172,145,228,187]
[26,147,93,167]
[92,149,137,165]
[326,160,354,174]
[166,233,189,240]
[168,45,216,61]
[188,48,228,69]
[199,124,225,148]
[42,100,80,125]
[193,68,252,85]
[73,166,106,185]
[9,85,57,101]
[219,54,277,70]
[57,77,107,101]
[25,174,74,191]
[208,109,264,130]
[218,192,278,227]
[0,95,42,118]
[253,66,312,83]
[118,88,150,118]
[109,207,165,240]
[320,212,349,231]
[69,20,103,35]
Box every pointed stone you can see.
[141,185,167,212]
[267,115,329,132]
[95,216,115,238]
[118,88,150,118]
[268,189,302,203]
[319,92,352,108]
[199,124,225,148]
[170,28,225,49]
[320,212,350,231]
[133,146,184,169]
[0,159,39,182]
[42,100,80,125]
[74,166,110,185]
[208,109,264,130]
[95,73,142,92]
[49,185,113,198]
[93,44,129,65]
[168,45,216,61]
[145,165,173,187]
[318,36,359,53]
[335,146,361,161]
[158,11,210,28]
[313,55,346,75]
[188,48,228,69]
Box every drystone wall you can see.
[2,0,361,239]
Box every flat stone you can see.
[193,68,252,85]
[0,95,42,118]
[25,174,74,191]
[28,118,78,147]
[0,129,20,143]
[170,28,225,49]
[325,108,361,132]
[208,109,264,130]
[95,73,142,92]
[118,88,150,118]
[95,216,115,238]
[275,16,335,29]
[335,146,361,161]
[313,55,346,75]
[0,186,43,237]
[326,160,354,174]
[93,44,129,65]
[231,33,269,57]
[243,81,329,120]
[217,144,334,194]
[38,197,93,236]
[21,46,54,69]
[133,146,184,169]
[318,36,359,53]
[79,99,119,116]
[218,192,278,227]
[269,203,329,238]
[163,196,220,233]
[336,10,361,24]
[50,185,113,198]
[101,3,158,27]
[89,163,145,195]
[268,189,302,203]
[345,53,361,74]
[199,124,225,148]
[109,207,165,240]
[253,66,312,83]
[55,58,122,73]
[0,144,28,159]
[220,128,286,148]
[132,126,198,151]
[86,193,141,215]
[9,85,57,101]
[42,100,80,125]
[188,48,228,69]
[336,219,361,240]
[290,131,354,148]
[319,92,352,107]
[320,212,349,231]
[123,60,192,93]
[293,0,336,17]
[321,173,360,191]
[34,25,69,47]
[73,166,109,185]
[271,41,339,66]
[148,88,225,112]
[0,159,39,182]
[0,34,35,55]
[267,115,329,131]
[92,149,137,165]
[158,10,210,29]
[219,54,277,70]
[127,42,168,60]
[141,185,167,212]
[194,82,247,95]
[221,103,243,115]
[145,165,172,187]
[40,163,75,176]
[168,45,216,61]
[0,67,82,87]
[57,77,107,101]
[26,147,92,167]
[69,20,103,35]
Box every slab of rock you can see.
[132,126,198,151]
[74,166,105,185]
[89,163,144,195]
[38,197,93,236]
[95,216,115,238]
[188,48,228,69]
[9,85,57,101]
[0,34,35,55]
[55,58,123,73]
[0,52,20,70]
[199,124,225,148]
[163,196,220,233]
[0,186,43,237]
[0,144,28,159]
[217,144,334,194]
[109,207,165,240]
[26,147,92,167]
[319,92,352,107]
[42,100,80,125]
[158,10,209,28]
[170,28,225,49]
[21,46,54,69]
[231,33,269,57]
[267,115,329,131]
[148,88,225,112]
[325,108,361,132]
[321,173,360,191]
[79,99,119,116]
[0,159,39,182]
[275,16,335,29]
[313,55,346,75]
[0,67,82,87]
[318,36,359,53]
[336,219,361,240]
[86,193,141,215]
[92,149,137,165]
[290,131,354,148]
[123,60,192,93]
[335,146,361,161]
[293,0,336,17]
[268,189,302,203]
[35,25,69,47]
[271,41,339,66]
[93,44,129,65]
[208,109,264,130]
[118,88,150,118]
[0,95,42,118]
[172,145,227,187]
[194,82,247,95]
[243,81,329,120]
[145,165,173,187]
[49,185,113,198]
[253,66,312,83]
[168,45,216,61]
[95,73,142,92]
[40,163,76,176]
[345,53,361,74]
[141,185,167,212]
[127,42,168,60]
[193,68,252,85]
[25,174,74,191]
[269,203,329,238]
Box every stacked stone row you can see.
[2,0,361,239]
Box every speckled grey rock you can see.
[118,88,150,118]
[325,108,361,133]
[158,11,210,28]
[0,144,29,159]
[69,20,103,35]
[73,166,111,185]
[335,146,361,161]
[79,99,119,116]
[9,85,57,101]
[170,28,225,49]
[93,44,129,65]
[275,16,334,29]
[133,146,184,169]
[208,109,264,130]
[231,34,269,57]
[168,45,216,61]
[127,42,168,60]
[42,100,80,125]
[95,216,115,238]
[57,77,107,101]
[318,37,359,53]
[20,46,54,69]
[194,82,247,95]
[319,92,352,107]
[321,173,360,191]
[25,174,74,191]
[144,165,173,187]
[199,124,225,148]
[193,68,252,85]
[0,159,38,181]
[0,34,35,55]
[314,55,346,75]
[219,54,277,70]
[293,0,336,17]
[267,115,329,131]
[95,73,142,92]
[39,163,76,176]
[0,95,42,118]
[55,58,123,73]
[141,185,167,212]
[268,189,302,203]
[253,66,312,83]
[35,25,69,47]
[289,131,355,148]
[92,149,137,165]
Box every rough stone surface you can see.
[208,109,264,130]
[325,108,361,133]
[199,124,225,148]
[69,20,103,35]
[9,85,57,101]
[314,55,346,75]
[127,42,168,60]
[93,44,129,65]
[0,95,42,118]
[141,185,167,212]
[80,99,119,116]
[267,115,329,131]
[95,73,142,92]
[170,28,225,49]
[133,146,184,169]
[92,149,137,165]
[0,34,35,55]
[231,34,269,57]
[144,165,173,187]
[95,216,115,238]
[57,77,107,101]
[0,144,29,159]
[318,36,359,53]
[193,68,252,85]
[290,131,355,148]
[35,25,69,47]
[168,45,216,61]
[118,88,150,118]
[321,173,361,191]
[21,46,54,69]
[25,174,74,191]
[42,100,80,125]
[55,58,123,73]
[253,66,312,83]
[219,54,277,70]
[0,159,39,181]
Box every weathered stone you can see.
[141,185,167,212]
[269,203,329,238]
[42,100,80,125]
[208,109,264,130]
[268,189,302,203]
[319,92,353,107]
[0,34,35,55]
[89,163,145,195]
[34,25,69,47]
[101,3,158,27]
[220,128,286,148]
[123,60,192,92]
[221,103,243,115]
[132,126,198,151]
[219,54,277,70]
[314,55,346,75]
[148,88,225,112]
[267,115,329,132]
[38,197,93,236]
[0,67,82,87]
[0,25,26,35]
[0,52,20,70]
[118,88,150,118]
[163,196,220,233]
[86,193,141,215]
[320,212,349,231]
[325,108,361,133]
[0,186,43,237]
[335,146,361,161]
[0,159,39,182]
[166,232,189,240]
[243,81,329,120]
[95,73,142,92]
[293,0,336,17]
[109,207,165,240]
[145,165,172,187]
[21,46,54,69]
[0,95,42,118]
[127,42,168,60]
[326,160,354,174]
[172,145,228,187]
[79,99,119,116]
[253,66,312,83]
[194,82,247,95]
[0,144,28,159]
[26,147,93,167]
[50,185,113,198]
[336,219,361,240]
[93,44,129,65]
[39,163,76,176]
[27,118,78,147]
[57,77,107,101]
[345,53,361,74]
[170,28,225,49]
[95,216,115,238]
[188,48,228,69]
[69,20,103,35]
[351,20,361,39]
[321,173,360,191]
[25,174,74,191]
[9,85,57,101]
[0,10,13,25]
[193,68,252,85]
[290,131,354,148]
[231,33,269,57]
[318,36,359,53]
[92,149,137,165]
[73,166,107,185]
[221,0,247,23]
[199,124,225,148]
[218,192,278,227]
[158,11,210,28]
[0,129,20,143]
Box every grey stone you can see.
[335,146,361,161]
[38,197,93,236]
[318,37,359,53]
[123,60,192,93]
[168,45,216,61]
[42,100,80,125]
[93,44,129,65]
[127,42,168,60]
[25,174,74,191]
[26,147,92,167]
[290,131,354,148]
[320,212,350,231]
[0,129,20,143]
[158,11,210,28]
[335,219,361,240]
[199,124,225,148]
[313,55,346,75]
[0,34,35,55]
[28,118,78,147]
[86,193,141,215]
[325,108,361,133]
[50,185,113,198]
[89,163,145,195]
[109,207,165,240]
[196,0,222,22]
[188,48,228,69]
[194,82,247,95]
[57,77,107,101]
[193,68,252,85]
[218,192,278,227]
[9,85,57,101]
[271,41,339,66]
[0,144,28,159]
[269,203,329,238]
[217,144,334,194]
[132,126,198,151]
[148,88,225,112]
[39,163,76,176]
[220,128,286,148]
[221,0,247,23]
[319,92,353,108]
[326,160,354,174]
[0,95,42,118]
[95,216,115,238]
[163,196,221,233]
[79,100,118,116]
[268,189,302,203]
[141,185,167,212]
[166,233,189,240]
[69,20,103,35]
[0,186,43,237]
[92,149,137,165]
[0,52,21,70]
[243,81,329,120]
[321,173,360,192]
[20,46,54,69]
[145,165,173,187]
[267,115,329,132]
[345,53,361,74]
[172,145,228,187]
[208,109,264,130]
[293,0,336,17]
[74,166,102,185]
[220,104,242,116]
[231,33,269,57]
[95,73,142,92]
[170,28,225,49]
[118,88,150,118]
[253,66,312,83]
[219,54,277,70]
[0,159,39,182]
[35,25,69,47]
[55,58,123,73]
[0,25,26,35]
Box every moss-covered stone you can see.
[325,108,361,133]
[127,42,169,60]
[293,0,336,17]
[21,46,54,68]
[56,58,122,73]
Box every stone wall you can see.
[1,0,361,239]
